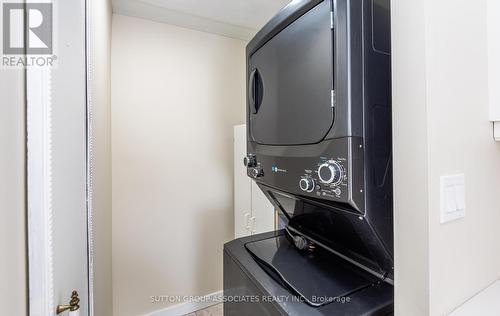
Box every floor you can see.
[449,280,500,316]
[185,303,223,316]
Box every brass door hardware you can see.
[56,290,80,314]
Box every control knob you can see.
[318,160,343,185]
[243,154,257,167]
[299,177,315,192]
[251,167,264,178]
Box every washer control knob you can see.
[299,177,315,192]
[333,188,342,196]
[251,167,264,178]
[318,161,343,185]
[243,154,257,167]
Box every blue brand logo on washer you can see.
[271,166,287,173]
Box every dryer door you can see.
[248,0,334,146]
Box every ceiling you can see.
[112,0,292,40]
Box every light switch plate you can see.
[440,174,466,224]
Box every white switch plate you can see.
[440,174,466,224]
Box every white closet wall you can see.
[112,15,246,316]
[487,0,500,140]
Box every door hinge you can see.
[330,11,334,29]
[331,90,336,108]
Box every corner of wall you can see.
[391,0,431,314]
[88,0,113,315]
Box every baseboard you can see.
[144,290,223,316]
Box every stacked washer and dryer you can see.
[224,0,393,314]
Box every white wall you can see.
[111,14,246,316]
[0,69,27,315]
[88,0,113,315]
[425,0,500,314]
[393,0,500,315]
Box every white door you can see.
[234,125,252,238]
[233,124,275,237]
[250,181,275,235]
[27,0,90,315]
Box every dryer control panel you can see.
[246,137,366,214]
